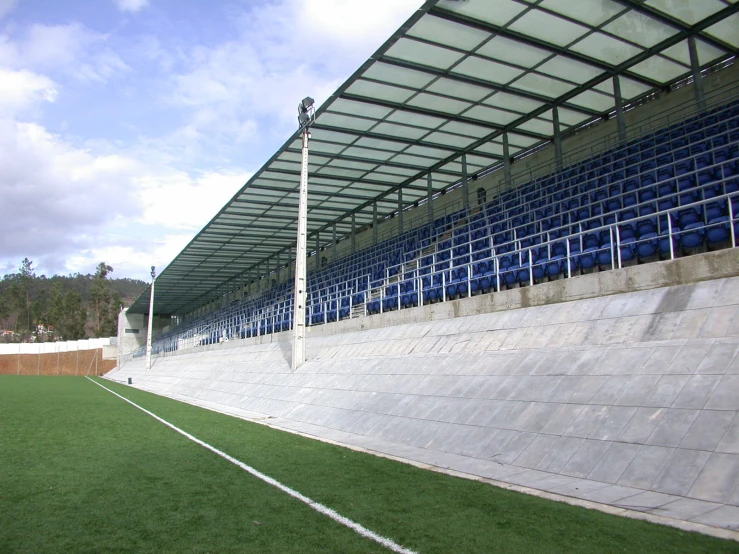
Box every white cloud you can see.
[299,0,422,46]
[0,68,57,114]
[0,23,130,83]
[0,112,246,279]
[114,0,149,13]
[65,233,192,280]
[137,170,250,230]
[166,0,423,142]
[0,0,426,281]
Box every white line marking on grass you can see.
[86,377,418,554]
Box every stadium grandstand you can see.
[109,0,739,536]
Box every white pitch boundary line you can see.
[86,377,417,554]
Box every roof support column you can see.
[461,154,469,214]
[427,173,434,224]
[351,213,356,254]
[503,133,512,189]
[373,202,378,245]
[332,224,337,261]
[315,233,320,270]
[553,107,563,170]
[688,37,706,112]
[613,76,627,143]
[398,188,403,234]
[276,253,281,282]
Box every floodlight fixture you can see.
[297,96,316,130]
[150,265,156,280]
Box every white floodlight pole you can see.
[117,306,124,370]
[292,97,314,370]
[145,266,156,370]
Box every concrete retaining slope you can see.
[108,276,739,535]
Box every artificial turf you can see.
[1,375,738,553]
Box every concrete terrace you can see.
[108,255,739,539]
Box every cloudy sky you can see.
[0,0,422,280]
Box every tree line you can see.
[0,258,148,343]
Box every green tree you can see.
[90,262,120,337]
[47,282,65,337]
[46,283,87,340]
[0,288,11,334]
[9,258,35,337]
[31,288,50,341]
[63,289,88,340]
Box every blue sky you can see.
[0,0,421,280]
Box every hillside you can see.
[0,259,148,342]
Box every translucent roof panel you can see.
[342,147,395,161]
[345,80,415,103]
[464,105,521,126]
[507,133,539,148]
[645,0,726,26]
[355,137,405,152]
[406,14,491,51]
[425,78,492,102]
[568,89,616,112]
[310,129,357,144]
[423,132,478,149]
[327,98,392,119]
[511,73,577,98]
[629,55,689,83]
[405,145,455,159]
[407,93,472,115]
[391,154,436,167]
[362,62,436,89]
[539,0,625,26]
[476,36,551,69]
[372,122,429,140]
[602,12,679,49]
[451,56,525,85]
[517,118,555,136]
[537,56,605,84]
[386,110,446,129]
[129,0,739,316]
[556,107,593,127]
[592,76,651,100]
[508,9,590,47]
[318,113,375,132]
[570,33,643,65]
[705,13,739,49]
[483,92,544,114]
[440,0,528,27]
[661,39,725,66]
[385,38,464,70]
[439,121,493,138]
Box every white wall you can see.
[0,337,114,355]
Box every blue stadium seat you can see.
[680,222,705,250]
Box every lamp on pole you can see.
[145,265,156,370]
[292,96,315,370]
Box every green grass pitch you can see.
[1,375,738,553]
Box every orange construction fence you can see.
[0,348,116,376]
